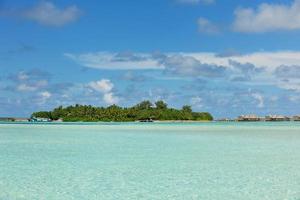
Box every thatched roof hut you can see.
[265,115,290,121]
[237,115,260,121]
[292,115,300,121]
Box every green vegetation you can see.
[31,100,213,122]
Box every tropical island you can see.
[31,100,213,122]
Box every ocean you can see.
[0,122,300,199]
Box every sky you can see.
[1,0,300,118]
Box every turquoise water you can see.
[1,122,300,200]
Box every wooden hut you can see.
[265,115,290,121]
[237,115,260,121]
[292,115,300,121]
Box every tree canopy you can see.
[31,100,213,122]
[155,100,168,110]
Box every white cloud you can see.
[66,51,300,71]
[251,93,264,108]
[197,17,219,34]
[66,50,300,91]
[88,79,120,105]
[88,79,114,93]
[17,80,48,92]
[274,65,300,78]
[22,1,81,26]
[40,91,52,99]
[190,96,203,108]
[233,0,300,33]
[276,79,300,91]
[37,91,52,105]
[65,52,162,70]
[160,54,226,77]
[103,92,119,105]
[17,72,30,81]
[188,51,300,70]
[289,95,300,102]
[17,83,38,92]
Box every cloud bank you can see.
[1,1,81,27]
[233,0,300,33]
[197,17,219,34]
[65,52,161,70]
[65,50,300,93]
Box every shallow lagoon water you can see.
[0,122,300,200]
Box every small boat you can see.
[139,118,154,122]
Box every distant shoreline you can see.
[2,120,300,123]
[153,120,212,123]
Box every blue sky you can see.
[1,0,300,118]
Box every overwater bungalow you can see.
[14,118,30,122]
[138,117,154,122]
[237,115,261,121]
[292,115,300,121]
[0,117,15,122]
[0,117,30,122]
[265,115,290,121]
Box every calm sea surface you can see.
[0,122,300,200]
